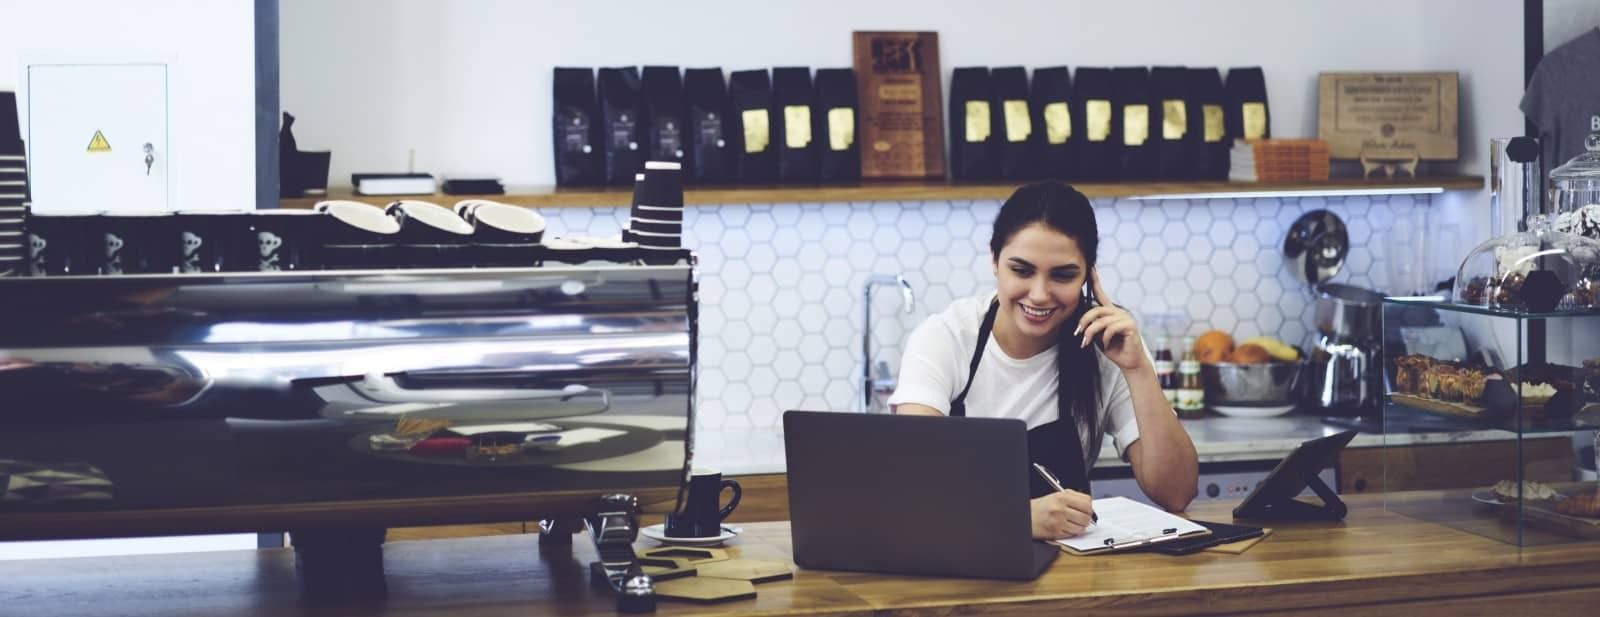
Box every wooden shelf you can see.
[280,175,1483,210]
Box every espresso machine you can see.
[0,259,695,611]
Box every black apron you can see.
[950,300,1091,498]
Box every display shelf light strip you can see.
[1130,187,1445,201]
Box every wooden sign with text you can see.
[852,31,946,179]
[1317,72,1459,162]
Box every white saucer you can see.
[639,523,738,547]
[1210,403,1296,418]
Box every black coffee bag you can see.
[1073,67,1116,180]
[813,68,860,183]
[684,68,733,184]
[1150,66,1195,179]
[1225,67,1270,141]
[1111,67,1154,180]
[552,67,603,186]
[642,66,687,169]
[949,67,999,181]
[990,66,1034,180]
[728,69,777,184]
[1187,68,1230,180]
[1029,67,1075,181]
[772,67,818,182]
[598,66,644,185]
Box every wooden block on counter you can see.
[694,558,794,583]
[653,577,757,603]
[639,545,730,564]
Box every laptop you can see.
[783,410,1058,580]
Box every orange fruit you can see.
[1194,330,1234,364]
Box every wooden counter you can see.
[6,492,1600,616]
[280,176,1483,210]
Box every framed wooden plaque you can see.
[852,31,946,179]
[1317,72,1459,161]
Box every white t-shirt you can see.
[886,293,1143,468]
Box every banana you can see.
[1240,336,1300,362]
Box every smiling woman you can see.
[889,181,1199,541]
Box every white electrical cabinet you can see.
[26,63,170,212]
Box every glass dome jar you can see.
[1454,213,1600,312]
[1550,131,1600,241]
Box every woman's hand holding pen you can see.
[1076,267,1148,372]
[1030,490,1095,540]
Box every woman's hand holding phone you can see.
[1075,267,1148,371]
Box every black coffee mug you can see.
[665,468,741,538]
[26,212,99,276]
[100,212,177,274]
[174,211,249,273]
[248,210,323,271]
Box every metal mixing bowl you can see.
[1200,361,1303,405]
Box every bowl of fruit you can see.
[1194,331,1304,417]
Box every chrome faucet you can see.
[861,274,915,412]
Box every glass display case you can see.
[1381,298,1600,546]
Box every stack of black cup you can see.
[1,90,25,276]
[0,152,25,276]
[625,160,684,264]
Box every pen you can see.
[1032,463,1096,522]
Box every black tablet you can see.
[1145,520,1265,556]
[1233,430,1358,522]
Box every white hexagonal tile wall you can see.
[684,192,1418,435]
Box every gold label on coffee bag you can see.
[828,107,855,151]
[1043,102,1071,144]
[742,108,770,153]
[1162,99,1187,140]
[1003,100,1031,143]
[784,105,812,149]
[1086,100,1111,142]
[1203,104,1224,142]
[965,100,991,143]
[1123,104,1148,146]
[1243,102,1267,139]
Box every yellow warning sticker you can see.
[87,130,111,153]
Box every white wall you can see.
[0,0,257,210]
[1546,0,1600,54]
[281,0,1527,188]
[1419,0,1526,280]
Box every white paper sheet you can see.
[1053,496,1207,553]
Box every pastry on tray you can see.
[1395,354,1432,394]
[1555,488,1600,518]
[1401,357,1490,406]
[1489,480,1559,502]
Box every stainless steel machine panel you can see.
[0,265,695,539]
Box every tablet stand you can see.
[1232,430,1356,522]
[1232,470,1348,521]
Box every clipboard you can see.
[1053,497,1211,555]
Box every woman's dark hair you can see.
[989,181,1103,459]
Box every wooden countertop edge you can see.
[833,552,1600,615]
[280,176,1484,210]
